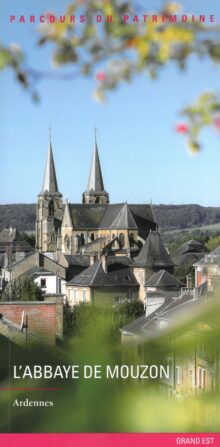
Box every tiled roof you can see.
[145,269,182,288]
[67,260,139,287]
[121,293,194,336]
[134,231,173,268]
[68,203,156,231]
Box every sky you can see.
[1,0,220,206]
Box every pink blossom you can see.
[214,116,220,131]
[175,123,189,134]
[96,71,106,81]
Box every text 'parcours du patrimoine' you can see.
[13,364,170,380]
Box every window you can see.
[64,234,70,250]
[197,367,206,389]
[119,233,125,248]
[83,289,87,303]
[74,288,78,302]
[129,233,135,247]
[48,199,55,217]
[40,278,46,289]
[80,233,85,246]
[90,233,95,241]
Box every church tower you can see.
[36,137,63,252]
[82,131,109,204]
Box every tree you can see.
[1,278,43,302]
[1,1,220,151]
[117,300,144,319]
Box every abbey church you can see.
[36,136,157,257]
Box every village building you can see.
[120,290,216,396]
[171,239,209,267]
[194,245,220,292]
[132,230,174,301]
[144,269,183,316]
[66,255,139,307]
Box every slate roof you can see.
[67,260,139,288]
[63,254,90,267]
[134,231,173,268]
[194,245,220,266]
[39,142,62,197]
[172,252,205,267]
[121,293,194,336]
[68,203,156,230]
[145,269,182,288]
[69,204,107,228]
[174,239,209,255]
[109,203,137,230]
[20,266,55,279]
[0,229,34,254]
[172,239,209,266]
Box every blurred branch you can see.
[1,1,220,149]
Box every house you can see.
[2,251,67,296]
[132,230,174,301]
[66,255,139,307]
[172,239,209,267]
[194,245,220,292]
[120,290,216,396]
[144,269,183,316]
[0,228,34,290]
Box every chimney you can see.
[186,274,192,288]
[101,254,108,273]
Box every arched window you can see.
[95,197,101,204]
[119,233,125,248]
[80,233,85,246]
[48,199,54,217]
[91,233,95,241]
[129,233,135,247]
[64,235,70,250]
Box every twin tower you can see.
[36,136,109,253]
[36,136,156,255]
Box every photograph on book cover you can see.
[0,0,220,445]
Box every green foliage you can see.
[63,303,74,335]
[206,235,220,252]
[174,264,195,285]
[180,92,220,152]
[117,299,144,319]
[1,293,220,433]
[154,204,220,231]
[1,2,220,149]
[1,278,43,302]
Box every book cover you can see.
[1,1,220,446]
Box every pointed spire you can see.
[83,130,109,204]
[87,134,105,193]
[62,199,73,228]
[40,137,62,197]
